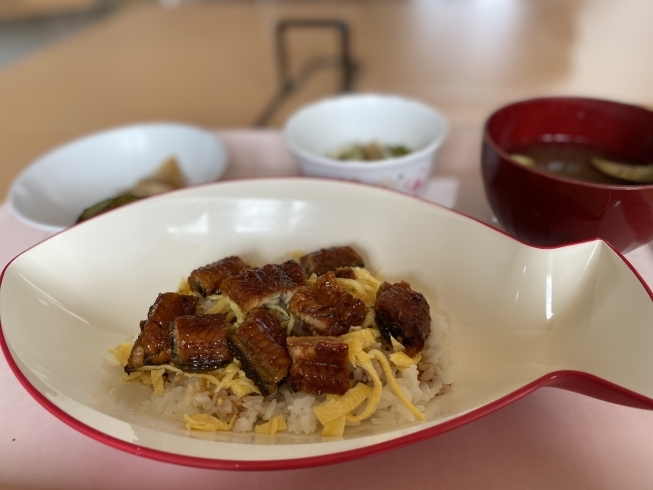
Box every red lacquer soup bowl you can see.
[482,97,653,253]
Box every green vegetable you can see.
[333,142,412,161]
[388,146,410,157]
[77,194,142,223]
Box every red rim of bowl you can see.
[483,96,653,191]
[2,176,653,471]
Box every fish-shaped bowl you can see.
[1,178,653,470]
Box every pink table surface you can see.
[2,129,653,490]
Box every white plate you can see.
[2,178,653,470]
[8,123,228,232]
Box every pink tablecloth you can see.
[2,129,653,489]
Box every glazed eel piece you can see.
[188,255,249,297]
[374,281,431,357]
[286,336,350,396]
[170,314,232,371]
[220,260,306,314]
[288,271,366,337]
[227,308,292,396]
[299,246,364,276]
[125,292,198,372]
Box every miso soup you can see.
[508,142,642,185]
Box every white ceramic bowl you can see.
[2,178,653,470]
[284,94,447,195]
[8,123,228,232]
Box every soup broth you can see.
[509,142,641,185]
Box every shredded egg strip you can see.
[335,330,425,423]
[340,328,379,352]
[390,336,405,352]
[284,315,296,336]
[306,273,318,285]
[111,344,260,397]
[205,295,230,314]
[184,413,236,432]
[360,308,376,329]
[311,331,378,434]
[352,267,383,290]
[334,268,381,307]
[149,368,165,395]
[389,351,422,372]
[123,370,144,382]
[313,383,374,426]
[178,277,191,295]
[369,350,425,420]
[322,415,347,437]
[227,299,246,326]
[202,294,238,324]
[266,305,297,335]
[108,342,132,367]
[336,278,375,305]
[344,351,383,423]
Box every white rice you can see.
[138,306,453,435]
